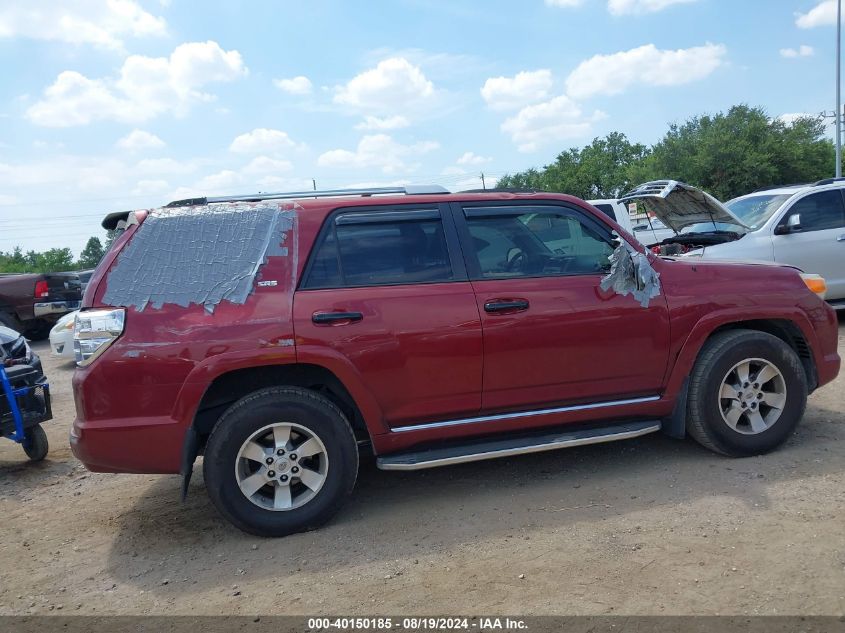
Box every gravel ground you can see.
[1,324,843,616]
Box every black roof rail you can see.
[164,185,450,208]
[812,177,845,186]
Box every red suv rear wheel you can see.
[203,387,359,537]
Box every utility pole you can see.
[837,0,842,177]
[480,172,486,190]
[312,178,317,191]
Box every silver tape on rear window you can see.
[102,202,297,313]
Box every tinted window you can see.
[782,190,845,232]
[304,214,453,288]
[592,204,617,221]
[465,208,614,278]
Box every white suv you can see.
[588,198,674,246]
[622,179,845,309]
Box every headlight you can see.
[74,308,125,366]
[800,273,827,300]
[61,317,76,331]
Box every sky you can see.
[0,0,841,254]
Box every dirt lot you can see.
[1,326,844,616]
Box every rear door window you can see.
[302,209,456,289]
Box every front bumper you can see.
[817,351,841,390]
[49,330,75,359]
[34,300,80,318]
[70,415,185,474]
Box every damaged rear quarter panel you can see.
[86,202,301,425]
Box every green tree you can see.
[78,236,105,269]
[37,248,76,272]
[498,132,649,199]
[0,247,28,273]
[500,105,837,202]
[103,229,119,251]
[629,105,835,200]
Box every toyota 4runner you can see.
[70,186,841,536]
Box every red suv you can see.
[70,186,841,536]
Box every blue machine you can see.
[0,362,51,461]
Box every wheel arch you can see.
[666,313,818,402]
[705,319,816,390]
[191,363,373,446]
[178,362,374,500]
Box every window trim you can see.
[450,201,617,282]
[775,188,845,234]
[298,203,468,291]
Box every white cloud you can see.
[241,156,294,175]
[565,43,726,100]
[355,115,410,131]
[334,57,435,114]
[501,95,606,153]
[0,0,167,50]
[116,129,165,151]
[177,156,294,196]
[229,128,299,154]
[778,112,815,126]
[273,75,313,95]
[544,0,584,6]
[481,70,553,111]
[780,45,815,58]
[457,152,492,166]
[134,157,201,177]
[131,178,170,196]
[26,41,247,127]
[608,0,697,15]
[797,1,838,28]
[317,134,439,174]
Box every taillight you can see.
[73,308,125,365]
[34,280,49,298]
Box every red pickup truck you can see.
[70,186,841,537]
[0,272,82,338]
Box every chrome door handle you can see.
[837,234,845,242]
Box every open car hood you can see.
[620,180,749,234]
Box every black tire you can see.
[686,329,808,457]
[0,311,23,333]
[23,424,49,462]
[203,387,359,537]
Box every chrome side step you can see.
[376,420,661,471]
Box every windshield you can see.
[725,193,791,229]
[680,222,744,234]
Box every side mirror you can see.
[775,214,801,235]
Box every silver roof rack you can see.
[165,185,450,208]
